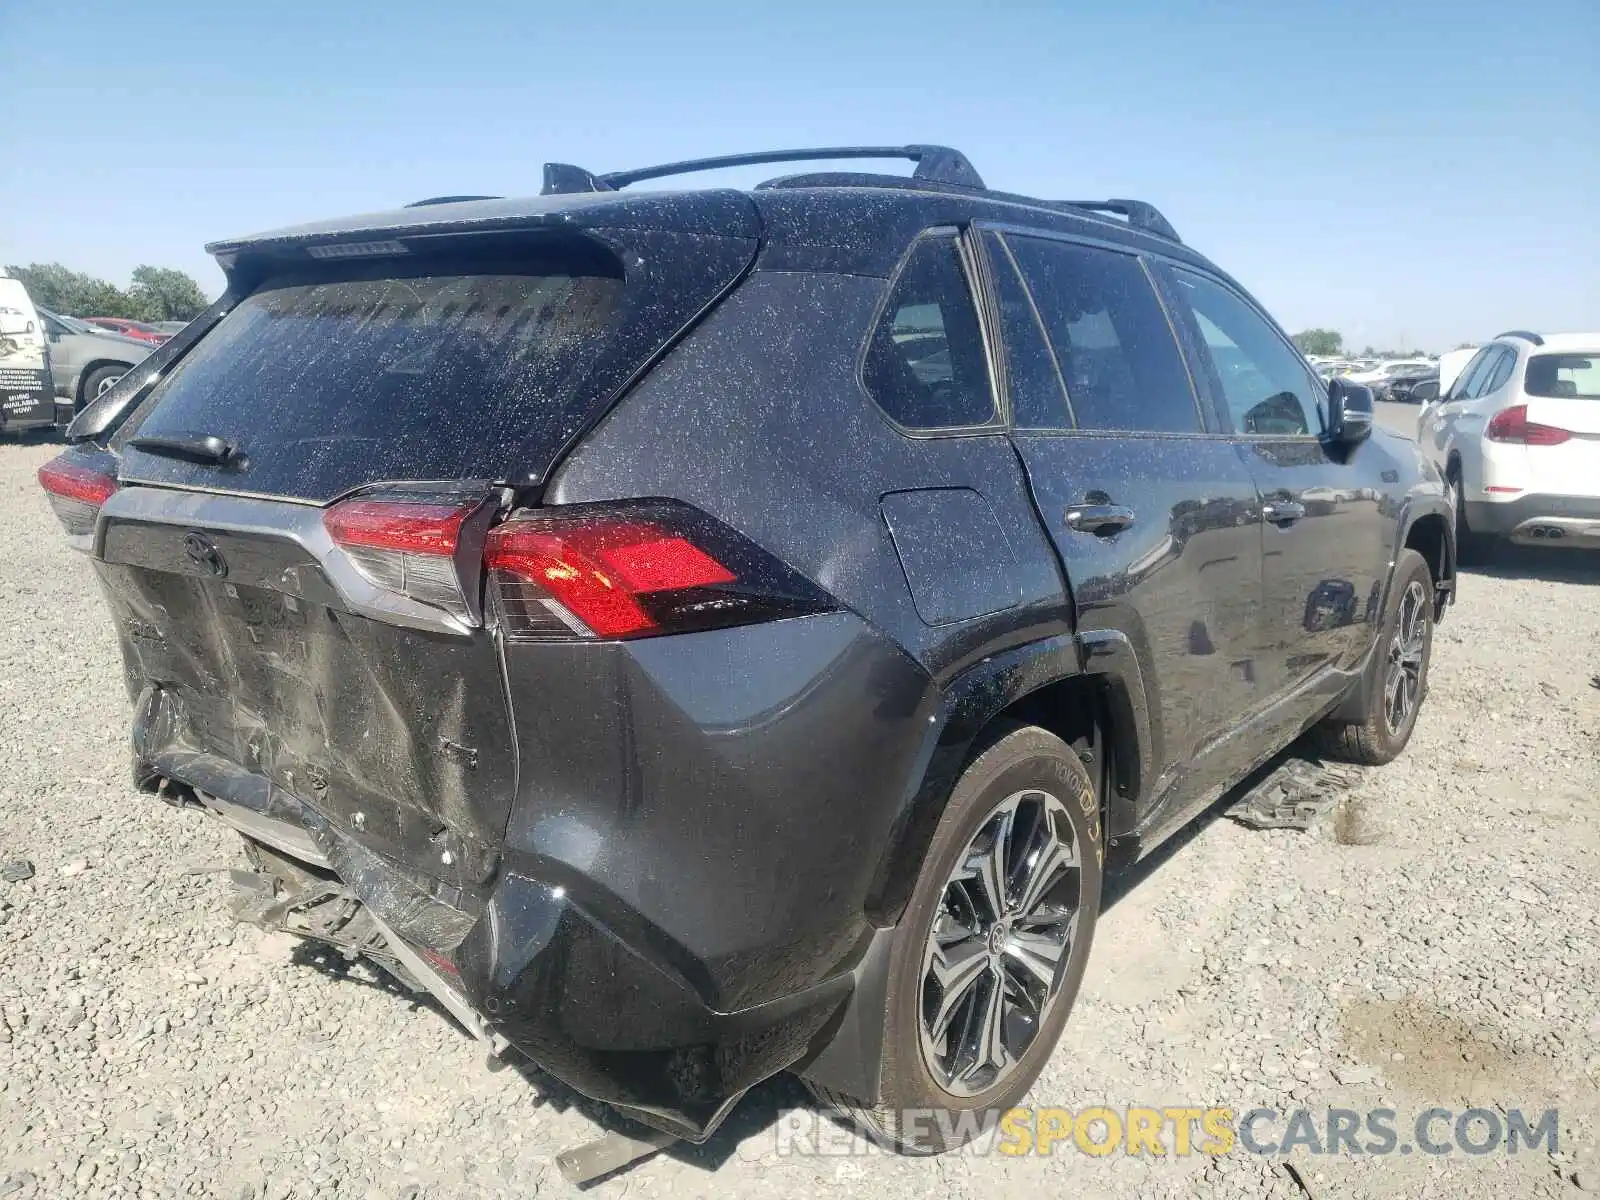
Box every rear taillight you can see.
[1485,405,1571,445]
[323,496,486,618]
[38,456,118,539]
[485,501,833,641]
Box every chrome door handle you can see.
[1065,504,1135,536]
[1262,501,1307,524]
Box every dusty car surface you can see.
[41,144,1454,1154]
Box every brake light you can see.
[485,501,832,641]
[38,456,118,538]
[1485,405,1571,445]
[324,496,484,617]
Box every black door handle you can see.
[1065,504,1136,536]
[1262,500,1307,525]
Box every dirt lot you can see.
[1,428,1596,1199]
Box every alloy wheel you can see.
[1383,579,1429,734]
[918,788,1083,1097]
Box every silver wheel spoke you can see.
[927,938,990,1042]
[1015,825,1074,917]
[958,975,1010,1085]
[967,802,1015,923]
[1003,928,1068,992]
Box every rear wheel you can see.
[1313,548,1434,765]
[810,724,1103,1153]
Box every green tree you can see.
[1291,328,1343,356]
[128,265,209,322]
[5,263,134,318]
[4,261,210,322]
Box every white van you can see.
[0,276,57,434]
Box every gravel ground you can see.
[2,429,1597,1199]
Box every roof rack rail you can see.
[541,145,985,195]
[404,195,503,208]
[1057,199,1181,243]
[1493,330,1545,345]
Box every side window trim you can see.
[855,226,1005,438]
[986,231,1077,429]
[1447,347,1495,401]
[1478,346,1515,397]
[1158,262,1325,440]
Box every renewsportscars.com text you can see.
[774,1105,1560,1158]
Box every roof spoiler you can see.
[540,145,987,194]
[1494,330,1545,345]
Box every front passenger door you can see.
[1158,267,1391,724]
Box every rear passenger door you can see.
[1157,266,1392,717]
[981,230,1265,821]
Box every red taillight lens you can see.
[1485,405,1571,445]
[485,502,831,641]
[324,496,484,617]
[324,499,474,555]
[38,456,118,538]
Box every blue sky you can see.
[2,0,1595,350]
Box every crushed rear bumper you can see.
[134,610,944,1142]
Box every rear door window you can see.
[985,235,1072,427]
[1480,346,1517,395]
[863,236,995,429]
[1447,347,1496,400]
[1005,235,1202,433]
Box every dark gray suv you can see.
[42,145,1454,1154]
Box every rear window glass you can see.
[119,241,626,496]
[1525,353,1600,400]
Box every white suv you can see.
[1419,331,1600,556]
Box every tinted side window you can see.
[1169,270,1318,436]
[987,235,1072,427]
[1478,347,1515,396]
[1447,347,1494,400]
[1007,236,1201,433]
[863,237,995,429]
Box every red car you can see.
[82,317,170,346]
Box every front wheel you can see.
[1313,548,1435,765]
[809,724,1103,1153]
[78,365,127,410]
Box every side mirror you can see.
[1325,377,1374,447]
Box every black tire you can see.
[1452,472,1488,566]
[1312,548,1434,765]
[809,724,1103,1153]
[78,365,128,411]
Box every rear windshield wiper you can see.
[129,432,241,465]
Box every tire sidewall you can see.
[876,727,1103,1142]
[1372,550,1434,754]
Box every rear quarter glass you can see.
[113,230,755,501]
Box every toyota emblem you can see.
[182,531,228,578]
